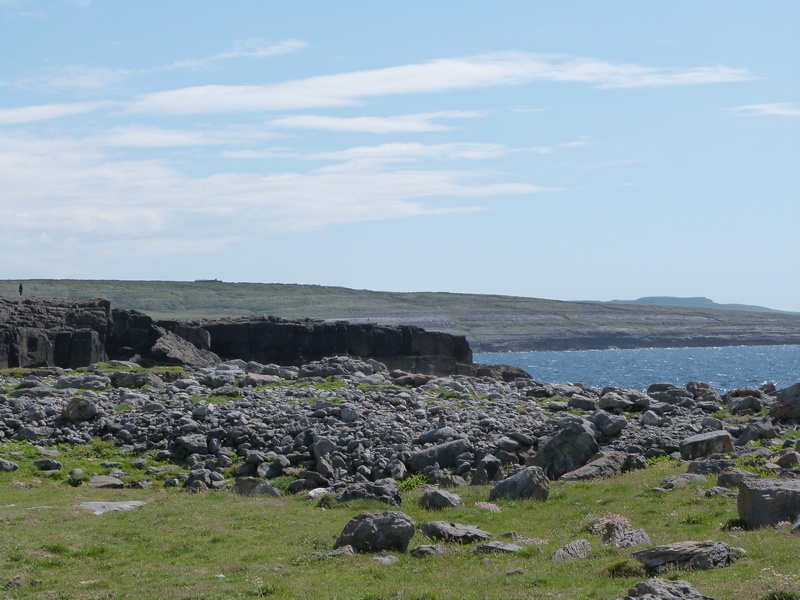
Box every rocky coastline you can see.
[3,297,526,379]
[2,356,799,501]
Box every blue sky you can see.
[1,1,798,311]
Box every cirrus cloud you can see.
[126,52,755,115]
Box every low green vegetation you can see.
[1,442,798,599]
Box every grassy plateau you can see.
[5,279,800,352]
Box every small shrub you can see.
[268,475,297,492]
[42,543,70,555]
[397,472,428,491]
[681,513,706,525]
[607,559,645,578]
[315,493,337,509]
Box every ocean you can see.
[474,344,800,392]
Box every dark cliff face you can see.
[0,299,474,375]
[162,317,473,374]
[0,297,111,368]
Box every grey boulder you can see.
[771,382,800,420]
[530,421,599,480]
[421,521,490,544]
[334,511,416,553]
[419,489,462,510]
[550,539,591,562]
[336,478,402,506]
[620,578,713,600]
[560,451,626,481]
[233,477,281,497]
[679,430,734,460]
[489,466,549,501]
[632,541,742,573]
[738,477,800,528]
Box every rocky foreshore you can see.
[2,356,800,507]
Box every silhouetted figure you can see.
[18,283,23,296]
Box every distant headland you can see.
[4,280,800,353]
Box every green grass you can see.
[1,448,798,599]
[0,438,178,486]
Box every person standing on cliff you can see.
[18,283,23,296]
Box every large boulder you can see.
[550,539,591,563]
[632,541,741,573]
[489,466,549,501]
[335,478,402,506]
[602,521,651,549]
[334,511,416,553]
[679,430,734,460]
[419,489,462,510]
[471,454,503,485]
[149,328,220,368]
[560,451,626,481]
[530,421,599,480]
[233,477,281,498]
[61,397,99,422]
[408,438,472,472]
[0,459,19,472]
[737,478,800,528]
[771,382,800,420]
[621,578,713,600]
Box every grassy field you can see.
[5,279,800,352]
[1,440,798,600]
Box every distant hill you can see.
[5,280,800,352]
[606,296,798,315]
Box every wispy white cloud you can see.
[726,102,800,117]
[307,142,511,162]
[267,111,482,133]
[10,39,306,91]
[221,139,590,164]
[0,131,549,263]
[127,52,755,115]
[43,65,132,89]
[93,125,277,147]
[0,101,113,124]
[164,39,307,70]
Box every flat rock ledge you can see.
[632,540,743,573]
[78,501,145,515]
[620,578,713,600]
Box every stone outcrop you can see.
[489,466,549,501]
[529,420,599,480]
[737,478,800,528]
[771,382,800,420]
[632,541,742,573]
[621,578,713,600]
[679,431,734,460]
[420,521,490,544]
[165,316,474,376]
[0,297,111,369]
[550,539,591,562]
[2,298,491,376]
[334,511,416,553]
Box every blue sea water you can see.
[474,345,800,392]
